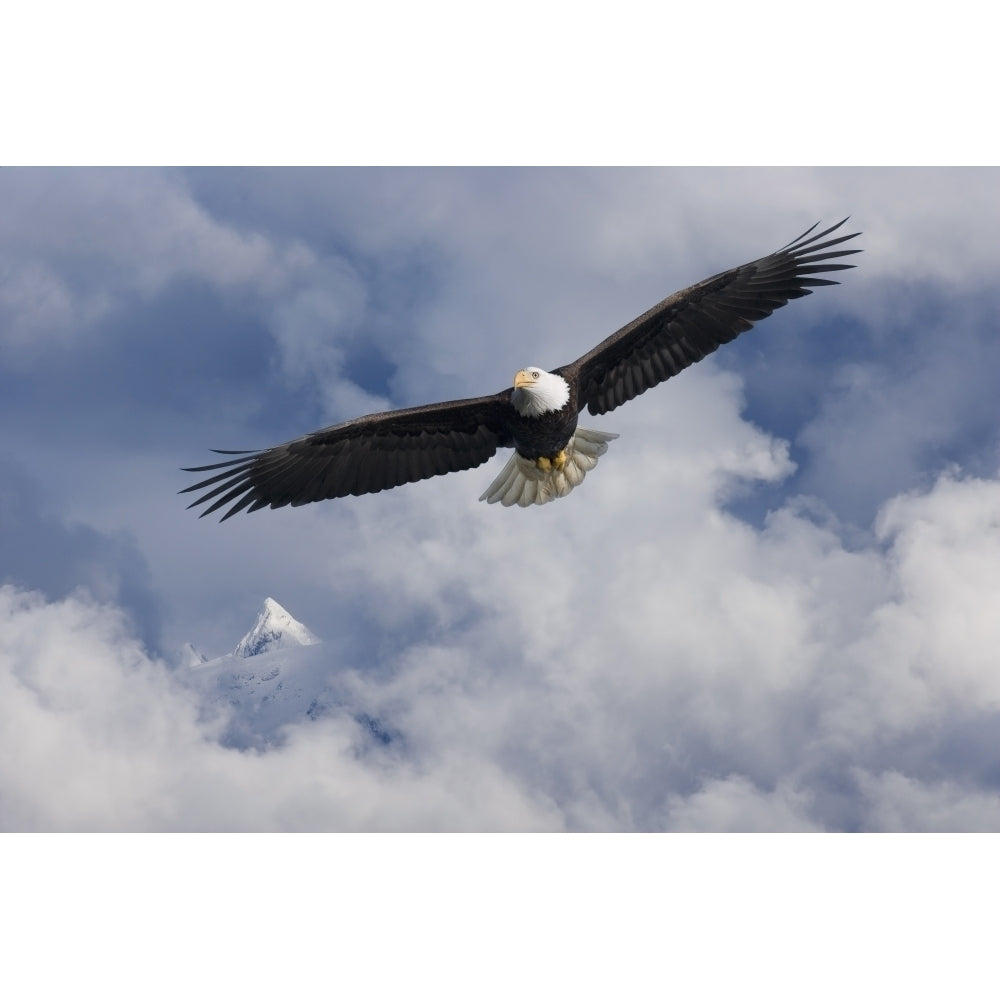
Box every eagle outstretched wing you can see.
[181,393,513,521]
[558,219,861,416]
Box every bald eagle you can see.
[183,219,860,518]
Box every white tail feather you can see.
[479,428,619,507]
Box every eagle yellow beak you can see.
[513,369,535,389]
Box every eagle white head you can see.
[511,367,570,417]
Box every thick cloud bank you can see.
[4,459,999,831]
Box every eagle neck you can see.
[511,371,571,418]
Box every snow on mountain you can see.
[233,597,320,658]
[177,642,207,668]
[184,642,339,749]
[178,598,391,751]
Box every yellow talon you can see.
[535,451,567,472]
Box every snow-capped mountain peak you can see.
[234,598,320,658]
[179,599,392,752]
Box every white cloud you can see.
[0,259,114,357]
[664,776,822,832]
[0,169,313,363]
[267,259,394,421]
[0,585,561,831]
[854,770,1000,832]
[6,419,999,830]
[296,427,1000,830]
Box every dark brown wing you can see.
[556,219,862,416]
[181,392,514,520]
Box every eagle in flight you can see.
[183,219,861,518]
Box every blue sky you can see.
[2,166,1000,835]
